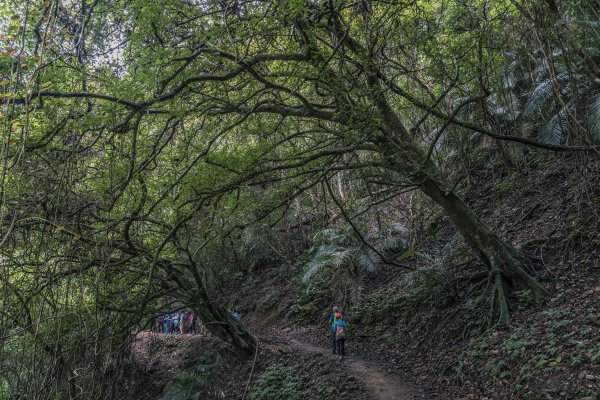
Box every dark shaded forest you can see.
[0,0,599,399]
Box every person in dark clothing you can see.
[188,310,197,334]
[157,315,165,333]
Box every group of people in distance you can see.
[154,310,200,335]
[150,308,242,336]
[328,305,347,357]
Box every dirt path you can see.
[282,338,425,400]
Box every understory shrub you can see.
[249,363,303,400]
[288,274,331,324]
[163,360,221,400]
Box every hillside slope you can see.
[123,154,599,400]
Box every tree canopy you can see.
[1,0,599,398]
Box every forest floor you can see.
[124,330,428,399]
[270,335,424,400]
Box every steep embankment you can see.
[310,155,600,400]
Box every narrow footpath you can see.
[280,337,426,400]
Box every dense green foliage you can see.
[249,363,305,400]
[1,0,599,398]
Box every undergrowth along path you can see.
[278,337,426,400]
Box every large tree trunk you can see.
[376,131,547,324]
[192,286,256,359]
[419,177,547,322]
[318,13,545,322]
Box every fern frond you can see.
[163,370,218,400]
[440,240,454,257]
[381,223,410,253]
[302,260,326,283]
[388,223,410,234]
[415,251,435,264]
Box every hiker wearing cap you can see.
[333,313,347,357]
[329,306,340,353]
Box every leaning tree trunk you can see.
[375,122,547,325]
[343,24,547,323]
[192,286,257,359]
[419,176,547,324]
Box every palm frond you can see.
[523,71,570,117]
[577,19,600,29]
[302,244,354,282]
[589,92,600,143]
[537,107,570,145]
[382,223,410,253]
[523,75,562,117]
[312,228,347,246]
[357,250,382,273]
[365,231,384,241]
[431,126,447,153]
[302,244,341,282]
[502,59,519,90]
[531,57,551,81]
[331,248,353,268]
[488,93,521,121]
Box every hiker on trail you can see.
[157,314,165,333]
[188,310,197,334]
[172,312,179,334]
[165,312,172,335]
[333,312,347,357]
[179,310,186,334]
[329,306,340,354]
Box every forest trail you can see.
[275,337,425,400]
